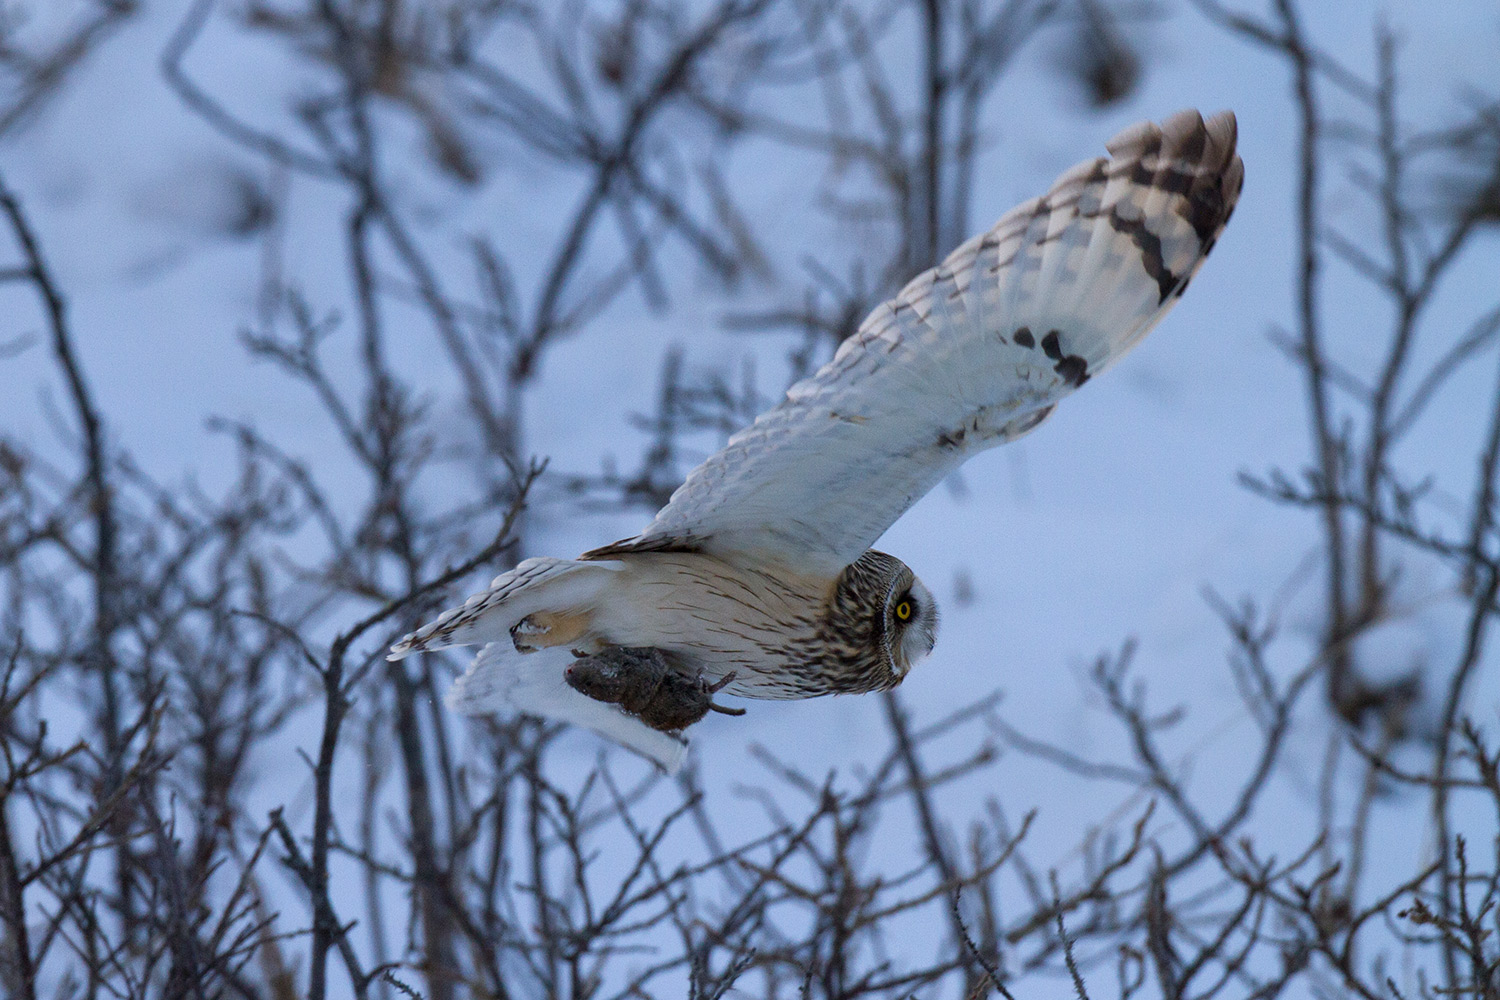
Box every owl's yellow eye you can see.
[895,600,913,622]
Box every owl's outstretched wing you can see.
[586,110,1242,575]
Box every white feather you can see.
[448,642,688,773]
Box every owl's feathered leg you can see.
[389,556,622,658]
[510,611,597,653]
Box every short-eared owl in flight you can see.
[391,110,1244,771]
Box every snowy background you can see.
[3,0,1499,997]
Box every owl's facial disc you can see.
[887,576,938,675]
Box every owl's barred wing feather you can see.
[586,110,1242,574]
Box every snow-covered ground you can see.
[4,0,1498,994]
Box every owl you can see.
[390,109,1244,771]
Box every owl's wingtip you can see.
[1206,108,1237,134]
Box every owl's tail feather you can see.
[447,642,688,773]
[388,556,623,660]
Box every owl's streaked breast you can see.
[586,552,843,698]
[585,549,916,699]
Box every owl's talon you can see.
[510,615,548,653]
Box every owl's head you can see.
[885,568,938,676]
[828,550,939,688]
